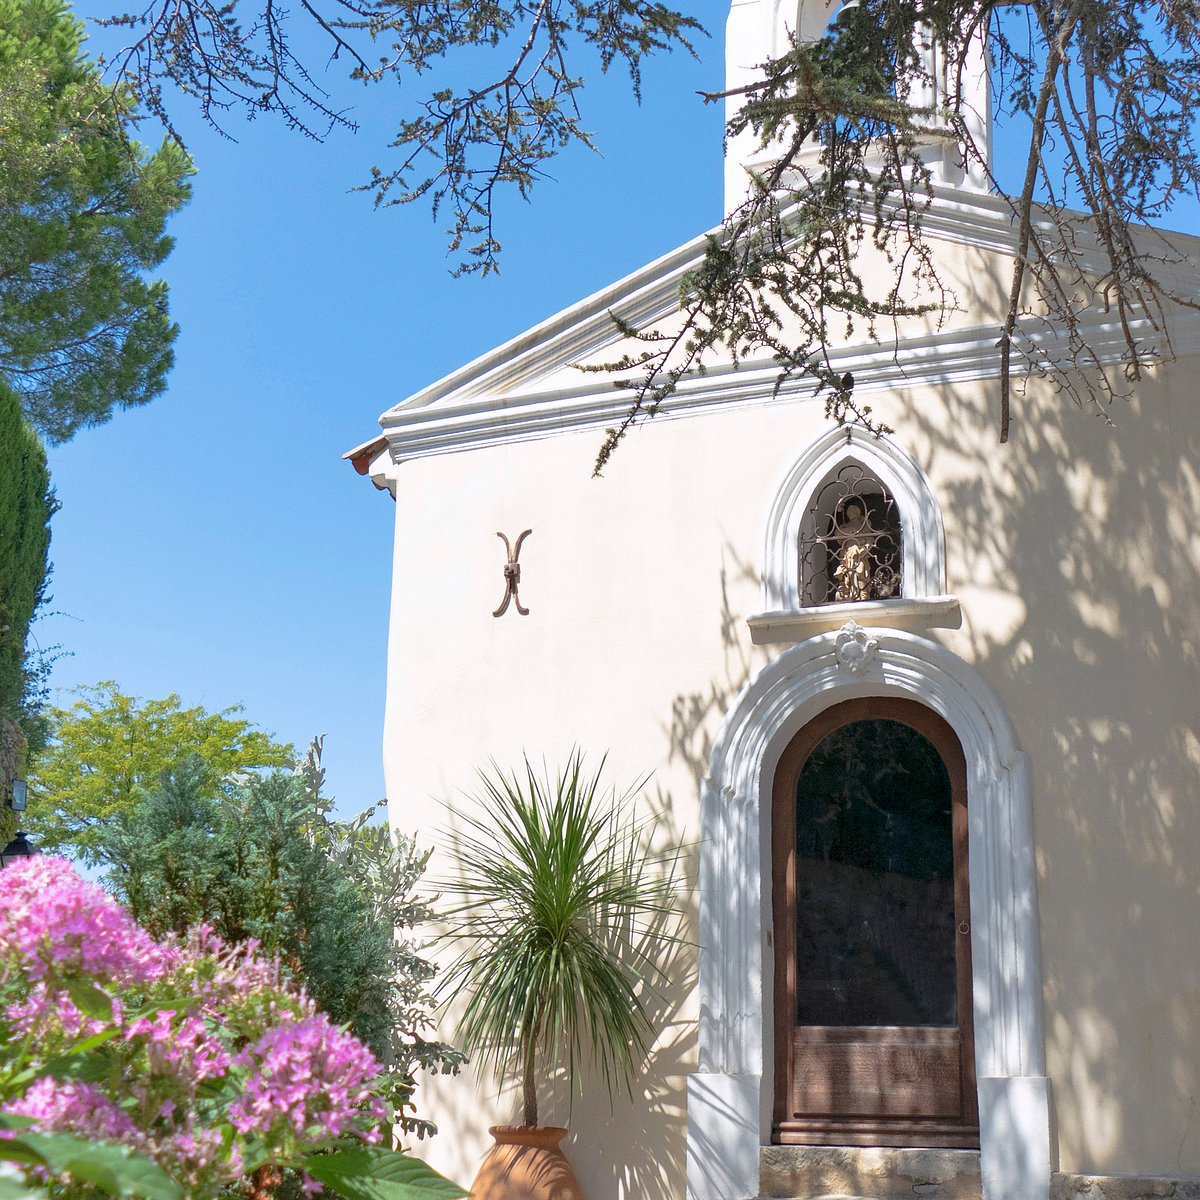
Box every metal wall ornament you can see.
[800,464,903,605]
[493,529,532,618]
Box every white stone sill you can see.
[746,596,962,645]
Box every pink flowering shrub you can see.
[0,857,456,1200]
[0,857,171,985]
[229,1014,384,1145]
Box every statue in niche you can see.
[806,477,901,605]
[832,497,875,602]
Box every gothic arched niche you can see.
[751,428,958,643]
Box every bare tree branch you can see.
[595,0,1200,457]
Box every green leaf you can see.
[0,1172,47,1200]
[65,979,114,1023]
[64,1028,125,1055]
[33,1051,113,1085]
[301,1146,466,1200]
[1,1134,182,1200]
[124,999,198,1023]
[228,1133,268,1178]
[6,1027,124,1093]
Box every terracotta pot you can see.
[470,1125,585,1200]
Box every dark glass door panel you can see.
[793,719,956,1027]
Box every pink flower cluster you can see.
[0,858,389,1198]
[0,857,172,985]
[128,1010,232,1084]
[230,1013,386,1141]
[5,1078,139,1145]
[6,981,126,1041]
[175,925,293,1000]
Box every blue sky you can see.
[36,0,728,816]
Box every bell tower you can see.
[722,0,993,214]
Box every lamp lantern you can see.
[8,779,26,812]
[0,831,37,869]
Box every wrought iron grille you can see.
[799,464,902,605]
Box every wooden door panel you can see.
[789,1029,963,1118]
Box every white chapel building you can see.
[347,2,1200,1198]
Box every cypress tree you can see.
[0,381,53,788]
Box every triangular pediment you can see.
[351,186,1200,473]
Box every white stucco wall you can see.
[375,345,1200,1198]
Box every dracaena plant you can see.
[441,752,682,1127]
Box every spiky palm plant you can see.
[442,751,680,1127]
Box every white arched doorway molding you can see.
[685,627,1052,1200]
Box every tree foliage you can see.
[105,759,401,1058]
[86,0,1199,450]
[290,736,467,1138]
[101,740,463,1141]
[0,0,192,443]
[593,0,1200,466]
[94,0,699,274]
[24,682,293,864]
[0,382,54,760]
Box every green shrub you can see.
[103,742,462,1140]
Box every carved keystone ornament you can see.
[834,621,880,674]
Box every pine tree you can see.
[0,0,191,442]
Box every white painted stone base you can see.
[686,1073,761,1200]
[759,1145,981,1199]
[978,1076,1053,1200]
[686,1075,1051,1200]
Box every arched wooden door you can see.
[772,697,978,1147]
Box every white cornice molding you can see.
[747,596,962,643]
[374,307,1200,464]
[918,184,1200,294]
[360,189,1200,466]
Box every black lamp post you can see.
[2,776,37,866]
[0,830,36,868]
